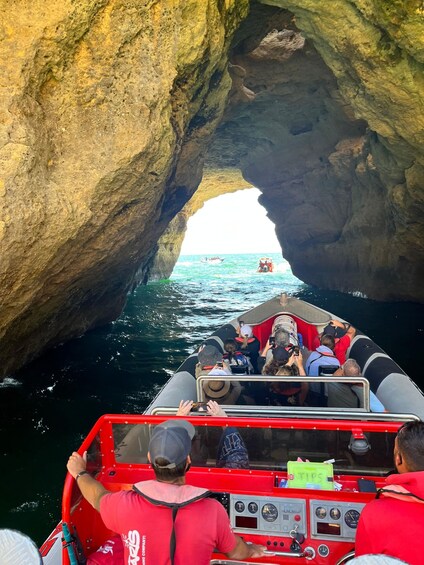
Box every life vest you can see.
[377,485,424,504]
[132,480,211,565]
[235,336,256,345]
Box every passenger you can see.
[259,328,291,370]
[223,338,252,374]
[203,367,242,405]
[235,323,261,373]
[195,344,228,378]
[67,423,266,564]
[306,334,340,376]
[305,334,340,407]
[179,400,249,469]
[355,420,424,565]
[271,361,308,406]
[261,347,308,406]
[321,320,356,365]
[327,359,386,412]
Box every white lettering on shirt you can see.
[123,530,140,565]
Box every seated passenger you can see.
[259,328,291,370]
[204,368,242,405]
[305,334,340,406]
[318,320,356,365]
[327,359,386,412]
[235,323,261,373]
[270,359,308,406]
[306,334,340,376]
[177,400,249,469]
[195,344,229,378]
[223,338,252,374]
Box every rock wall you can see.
[154,0,424,300]
[0,0,249,375]
[1,0,423,375]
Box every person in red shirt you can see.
[321,320,356,365]
[67,419,267,565]
[355,420,424,565]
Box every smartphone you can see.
[293,346,300,356]
[191,402,208,412]
[269,336,275,345]
[357,478,377,493]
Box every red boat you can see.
[258,257,274,273]
[40,294,424,564]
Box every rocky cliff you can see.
[1,0,423,375]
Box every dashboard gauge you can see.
[261,503,279,522]
[330,508,341,520]
[315,506,327,519]
[248,502,258,514]
[235,501,245,513]
[344,509,360,529]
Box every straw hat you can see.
[203,369,231,399]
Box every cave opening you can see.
[179,188,281,256]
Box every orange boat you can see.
[258,257,274,272]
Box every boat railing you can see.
[150,405,419,422]
[195,375,372,411]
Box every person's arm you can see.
[67,452,110,511]
[331,319,356,339]
[226,535,267,559]
[177,399,194,415]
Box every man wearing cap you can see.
[67,420,266,564]
[355,420,424,565]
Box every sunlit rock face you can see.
[0,0,249,375]
[155,0,424,300]
[1,0,423,375]
[253,0,424,300]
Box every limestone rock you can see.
[1,0,424,375]
[0,0,249,375]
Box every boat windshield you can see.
[112,421,396,477]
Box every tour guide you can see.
[67,419,267,564]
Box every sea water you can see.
[0,252,423,543]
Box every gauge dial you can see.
[344,509,360,529]
[234,501,245,513]
[315,506,327,519]
[330,508,341,520]
[248,502,258,514]
[261,503,278,522]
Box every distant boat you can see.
[257,256,274,272]
[201,256,224,264]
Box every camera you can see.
[239,320,245,327]
[216,362,224,368]
[286,345,300,356]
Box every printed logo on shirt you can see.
[123,530,141,564]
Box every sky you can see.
[180,188,281,255]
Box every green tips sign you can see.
[287,461,334,490]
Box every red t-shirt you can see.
[334,334,351,364]
[100,490,237,565]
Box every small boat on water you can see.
[201,256,224,264]
[40,294,424,564]
[258,257,274,273]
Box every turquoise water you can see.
[1,252,423,544]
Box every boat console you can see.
[56,413,415,565]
